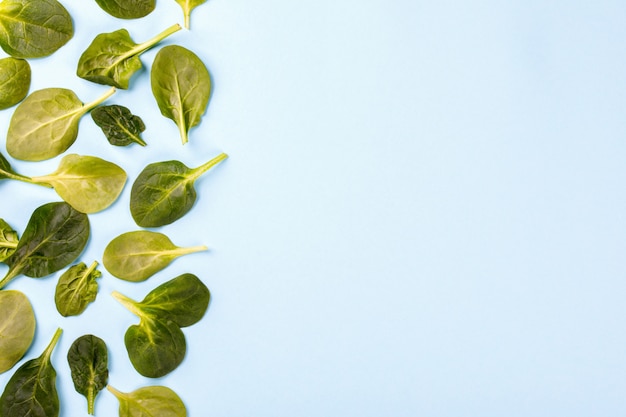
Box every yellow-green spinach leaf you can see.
[0,219,19,263]
[108,385,187,417]
[54,261,101,317]
[77,24,181,89]
[103,231,206,282]
[94,0,155,19]
[0,0,73,58]
[6,87,116,161]
[0,57,30,110]
[151,44,211,144]
[0,290,35,374]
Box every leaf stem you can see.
[191,153,229,180]
[106,385,127,400]
[0,168,52,188]
[83,87,116,113]
[42,327,63,362]
[85,260,99,277]
[111,291,142,318]
[173,245,208,256]
[135,23,182,56]
[87,386,95,415]
[0,268,19,290]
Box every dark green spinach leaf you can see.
[0,57,30,110]
[77,24,181,89]
[67,334,108,415]
[0,202,90,289]
[55,261,101,317]
[94,0,155,19]
[130,153,228,227]
[112,274,210,378]
[151,44,211,144]
[0,328,62,417]
[91,104,147,146]
[0,0,73,58]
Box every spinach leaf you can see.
[31,154,127,213]
[103,231,207,282]
[0,152,127,213]
[0,57,30,110]
[0,219,19,262]
[67,334,108,415]
[94,0,155,19]
[0,0,73,58]
[0,202,90,290]
[108,385,187,417]
[54,261,101,317]
[6,87,116,161]
[91,104,147,146]
[112,274,209,378]
[173,0,207,29]
[130,153,227,227]
[151,44,211,144]
[0,290,35,374]
[77,24,181,89]
[0,328,62,417]
[137,273,210,327]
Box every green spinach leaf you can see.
[103,231,207,282]
[151,44,211,144]
[67,334,108,415]
[6,87,116,161]
[94,0,155,19]
[0,0,73,58]
[173,0,207,29]
[0,202,90,289]
[130,153,227,227]
[0,328,62,417]
[91,104,147,146]
[112,274,209,378]
[0,57,30,110]
[0,152,127,213]
[54,261,101,317]
[108,385,187,417]
[77,24,181,89]
[0,290,35,374]
[0,219,19,262]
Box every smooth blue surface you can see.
[0,1,625,416]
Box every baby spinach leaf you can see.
[91,104,147,146]
[125,316,186,378]
[173,0,207,29]
[0,327,62,417]
[130,153,228,227]
[31,154,127,213]
[6,87,116,161]
[151,44,211,144]
[0,290,35,374]
[0,57,30,110]
[54,261,101,317]
[0,219,19,262]
[0,0,73,58]
[0,202,90,290]
[0,152,127,213]
[94,0,155,19]
[103,231,207,282]
[112,274,209,378]
[137,273,210,327]
[77,24,181,89]
[67,334,108,415]
[108,385,187,417]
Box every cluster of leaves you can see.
[0,0,225,415]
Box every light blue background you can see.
[0,0,625,416]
